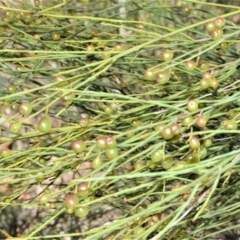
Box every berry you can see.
[185,60,196,72]
[92,156,103,169]
[90,29,98,37]
[170,123,181,135]
[185,152,199,164]
[96,137,106,149]
[182,115,193,127]
[198,60,210,71]
[227,110,239,120]
[105,147,119,160]
[66,208,74,214]
[39,194,50,204]
[220,42,228,50]
[214,17,225,28]
[136,204,147,214]
[77,182,89,197]
[11,103,19,112]
[23,13,33,24]
[19,102,33,115]
[184,7,191,14]
[55,75,68,87]
[79,118,89,128]
[209,78,219,89]
[161,157,173,169]
[126,129,135,138]
[189,136,200,150]
[202,72,212,80]
[155,124,165,133]
[204,139,212,148]
[104,105,113,115]
[151,149,164,162]
[34,0,41,7]
[1,148,11,158]
[61,93,75,106]
[105,136,117,149]
[9,122,22,134]
[199,146,208,159]
[196,115,208,128]
[199,78,210,90]
[170,134,180,143]
[134,162,144,171]
[155,71,170,85]
[86,45,95,52]
[38,116,52,133]
[221,120,238,130]
[211,28,223,41]
[187,100,198,112]
[161,126,174,140]
[173,160,188,170]
[101,50,111,59]
[7,84,17,94]
[51,32,60,41]
[74,206,89,218]
[144,68,155,81]
[131,120,142,128]
[71,140,86,154]
[162,50,174,62]
[205,21,215,32]
[114,44,124,51]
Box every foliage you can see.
[0,0,240,239]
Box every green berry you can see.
[204,139,212,148]
[1,148,11,158]
[196,115,208,128]
[185,60,196,72]
[9,122,22,134]
[189,136,200,150]
[182,115,193,127]
[52,32,60,41]
[96,137,106,149]
[205,21,215,32]
[71,140,86,154]
[7,84,17,94]
[161,126,174,140]
[105,136,117,149]
[162,50,174,62]
[185,152,199,164]
[61,93,75,106]
[74,206,89,218]
[38,116,52,133]
[92,156,103,169]
[144,68,155,81]
[198,60,210,71]
[161,156,173,169]
[214,17,225,28]
[151,149,164,162]
[211,28,223,41]
[19,102,33,115]
[156,71,170,85]
[187,100,198,112]
[105,147,118,160]
[199,78,210,90]
[209,78,219,89]
[55,75,68,87]
[77,182,89,197]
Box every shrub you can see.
[0,0,240,239]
